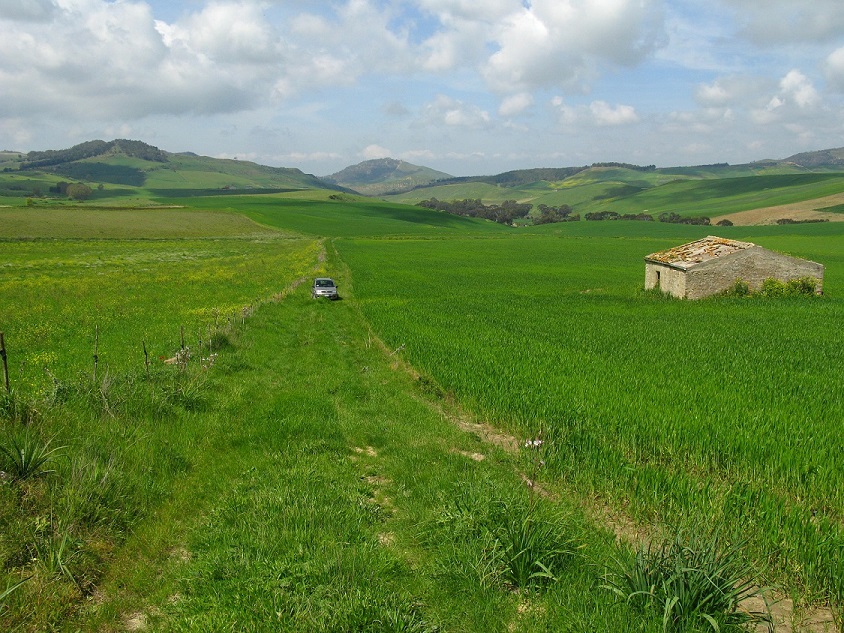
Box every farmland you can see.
[338,226,844,600]
[0,192,842,631]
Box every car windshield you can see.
[316,279,334,287]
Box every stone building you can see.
[644,236,824,299]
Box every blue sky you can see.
[2,0,844,176]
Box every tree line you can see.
[417,198,578,225]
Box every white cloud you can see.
[1,0,57,22]
[779,70,819,109]
[0,1,268,119]
[418,95,492,129]
[825,47,844,91]
[482,0,666,93]
[724,0,844,45]
[282,151,344,164]
[361,144,393,159]
[170,1,282,64]
[400,148,437,162]
[751,69,820,122]
[0,118,33,148]
[499,92,533,117]
[590,100,639,126]
[416,0,514,23]
[551,97,638,127]
[694,76,768,107]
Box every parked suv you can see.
[312,277,339,299]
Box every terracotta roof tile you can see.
[646,236,756,267]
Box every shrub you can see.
[760,277,818,297]
[602,533,769,632]
[722,279,750,297]
[785,276,818,296]
[722,277,819,298]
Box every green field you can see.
[388,169,844,221]
[338,227,844,597]
[1,194,842,631]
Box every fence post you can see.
[143,340,150,379]
[0,332,10,393]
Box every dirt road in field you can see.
[717,192,844,225]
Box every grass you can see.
[55,260,661,632]
[0,207,285,239]
[2,189,842,630]
[157,193,510,238]
[594,173,844,218]
[0,234,319,398]
[337,226,844,603]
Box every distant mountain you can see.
[781,147,844,168]
[323,158,452,196]
[15,139,341,191]
[418,166,592,190]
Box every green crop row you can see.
[337,230,844,602]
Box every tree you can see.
[66,183,92,200]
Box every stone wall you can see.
[685,247,824,299]
[644,262,686,297]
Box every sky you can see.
[2,0,844,177]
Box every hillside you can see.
[323,158,452,195]
[5,139,342,196]
[384,153,844,224]
[5,140,844,225]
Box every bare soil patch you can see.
[717,192,844,225]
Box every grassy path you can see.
[76,254,656,632]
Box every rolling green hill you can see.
[5,140,844,227]
[1,139,342,202]
[386,154,844,223]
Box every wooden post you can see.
[93,325,99,382]
[180,326,186,371]
[0,332,10,394]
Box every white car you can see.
[311,277,339,299]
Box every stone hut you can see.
[644,236,824,299]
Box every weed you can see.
[602,533,770,632]
[486,499,578,590]
[0,389,39,424]
[34,530,81,590]
[0,576,29,613]
[0,430,64,481]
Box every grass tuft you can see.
[0,429,64,481]
[602,532,770,632]
[486,499,578,590]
